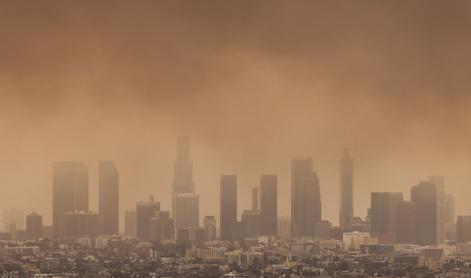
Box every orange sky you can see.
[1,0,471,229]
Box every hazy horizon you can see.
[1,0,471,231]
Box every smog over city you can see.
[0,1,471,276]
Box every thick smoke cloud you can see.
[0,0,471,227]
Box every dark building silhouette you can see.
[241,209,260,238]
[457,215,471,243]
[291,158,321,237]
[125,210,137,238]
[339,149,354,228]
[172,137,195,218]
[175,193,199,229]
[26,212,42,240]
[64,211,100,238]
[149,211,175,241]
[429,176,445,244]
[260,175,277,236]
[252,187,258,210]
[220,175,237,241]
[203,216,217,241]
[370,192,403,243]
[411,181,438,245]
[136,196,160,241]
[52,161,89,238]
[395,201,416,244]
[99,161,119,235]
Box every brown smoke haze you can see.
[1,0,471,229]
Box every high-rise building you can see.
[252,187,258,210]
[149,211,175,241]
[172,137,195,217]
[370,192,403,243]
[457,216,471,243]
[444,194,454,224]
[3,209,24,233]
[260,175,277,236]
[429,176,445,244]
[203,216,217,241]
[99,161,119,235]
[175,193,199,229]
[314,220,332,240]
[64,211,100,238]
[339,149,354,228]
[444,194,456,241]
[26,212,42,239]
[411,181,438,245]
[277,217,291,238]
[136,196,160,241]
[125,210,137,238]
[395,201,416,244]
[241,209,260,238]
[220,175,237,241]
[53,161,89,238]
[291,158,321,237]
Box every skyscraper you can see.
[99,161,119,235]
[220,175,237,241]
[172,137,195,217]
[370,192,403,243]
[64,211,100,238]
[429,176,445,244]
[203,216,217,241]
[444,194,454,224]
[26,212,42,240]
[175,193,199,229]
[395,201,416,244]
[339,149,354,228]
[411,181,438,245]
[252,187,258,210]
[52,161,89,238]
[260,174,277,236]
[291,158,321,237]
[457,215,471,243]
[241,209,261,238]
[149,211,175,241]
[136,196,160,241]
[124,210,137,238]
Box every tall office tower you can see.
[370,192,403,243]
[203,216,217,241]
[314,220,332,240]
[291,158,321,237]
[260,175,277,236]
[124,210,137,238]
[175,193,199,229]
[457,216,471,243]
[277,217,291,238]
[3,209,24,233]
[241,209,261,238]
[53,161,89,238]
[149,211,175,241]
[26,212,43,239]
[172,137,195,217]
[429,176,445,244]
[395,201,416,243]
[444,194,456,241]
[220,175,237,241]
[64,211,100,237]
[252,187,259,210]
[444,194,454,224]
[339,149,354,228]
[136,196,160,241]
[98,161,119,235]
[411,181,438,245]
